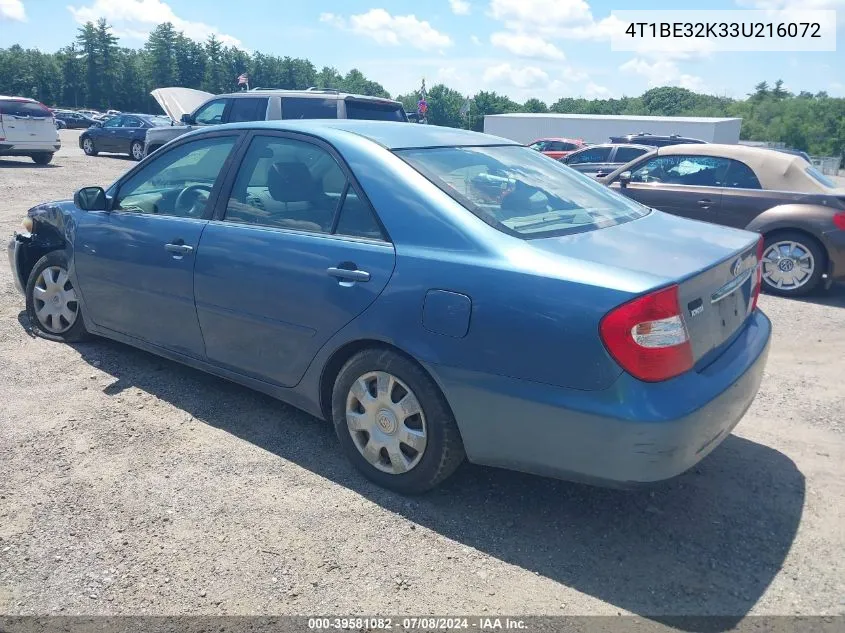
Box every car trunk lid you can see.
[531,210,761,367]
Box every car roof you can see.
[656,143,832,193]
[205,119,519,150]
[575,143,654,151]
[219,89,401,104]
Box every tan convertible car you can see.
[601,144,845,297]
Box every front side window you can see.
[630,155,731,187]
[568,147,612,164]
[114,136,237,217]
[229,97,269,123]
[193,99,228,125]
[225,135,347,233]
[282,97,337,120]
[398,145,649,238]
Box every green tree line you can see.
[2,20,843,158]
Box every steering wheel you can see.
[174,184,213,216]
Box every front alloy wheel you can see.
[82,137,97,156]
[761,232,824,297]
[25,252,88,342]
[131,140,144,161]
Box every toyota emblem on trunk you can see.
[731,259,742,277]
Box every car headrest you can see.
[267,161,317,202]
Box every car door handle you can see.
[165,243,193,255]
[697,199,714,208]
[327,267,370,282]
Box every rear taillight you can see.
[599,284,693,382]
[750,235,764,312]
[834,213,845,231]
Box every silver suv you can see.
[145,88,408,156]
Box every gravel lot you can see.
[1,130,843,621]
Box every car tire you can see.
[31,153,53,165]
[331,348,465,494]
[130,140,144,161]
[761,231,826,297]
[82,137,98,156]
[25,251,88,343]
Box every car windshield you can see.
[805,166,837,189]
[397,145,650,238]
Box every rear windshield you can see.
[0,99,51,118]
[147,116,173,127]
[345,99,407,122]
[397,145,650,238]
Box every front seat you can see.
[266,161,335,230]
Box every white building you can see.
[484,113,742,145]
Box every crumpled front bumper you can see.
[7,233,28,295]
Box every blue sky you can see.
[1,0,843,101]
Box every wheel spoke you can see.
[40,268,55,288]
[396,392,422,420]
[385,443,410,474]
[346,411,369,432]
[362,439,382,466]
[36,303,52,320]
[350,377,374,410]
[60,305,75,324]
[375,372,393,400]
[64,288,78,303]
[398,426,426,453]
[33,286,48,299]
[56,270,69,289]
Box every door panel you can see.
[612,182,723,221]
[194,226,394,386]
[192,132,396,387]
[98,116,123,151]
[74,213,208,356]
[73,134,240,356]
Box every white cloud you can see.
[585,82,612,98]
[449,0,471,15]
[0,0,26,21]
[490,32,565,59]
[484,63,550,89]
[620,58,707,92]
[488,0,621,40]
[321,9,452,51]
[470,34,482,45]
[67,0,243,47]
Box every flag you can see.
[417,98,428,115]
[459,98,471,117]
[237,73,249,86]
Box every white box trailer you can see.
[483,113,742,145]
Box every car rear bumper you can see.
[426,309,771,487]
[0,141,61,155]
[7,233,26,295]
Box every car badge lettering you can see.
[731,258,742,277]
[688,298,704,318]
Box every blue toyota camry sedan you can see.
[7,121,771,494]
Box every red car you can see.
[528,137,586,160]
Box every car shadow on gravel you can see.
[0,159,59,169]
[73,339,805,632]
[792,282,845,308]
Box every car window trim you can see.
[210,129,391,243]
[107,130,248,221]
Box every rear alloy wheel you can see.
[25,252,88,343]
[761,232,825,297]
[32,153,53,165]
[332,348,465,494]
[82,137,97,156]
[130,140,144,161]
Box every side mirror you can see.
[618,171,632,188]
[180,113,194,124]
[74,186,107,211]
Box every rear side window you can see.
[229,97,269,123]
[724,160,762,189]
[0,99,51,118]
[282,97,337,120]
[334,190,383,240]
[613,146,648,163]
[569,147,612,164]
[345,99,406,121]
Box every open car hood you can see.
[150,87,213,122]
